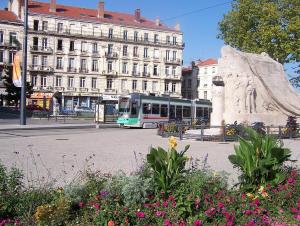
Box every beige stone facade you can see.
[4,0,183,110]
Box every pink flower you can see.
[171,201,176,208]
[155,211,166,217]
[179,221,186,226]
[163,201,169,207]
[287,177,295,184]
[296,215,300,221]
[136,211,145,218]
[245,210,252,215]
[92,203,100,209]
[194,220,202,226]
[164,219,172,226]
[79,201,85,208]
[291,207,298,214]
[218,202,224,209]
[205,207,216,217]
[297,202,300,208]
[241,194,246,199]
[155,201,161,207]
[246,220,255,226]
[168,196,175,201]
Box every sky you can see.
[0,0,232,66]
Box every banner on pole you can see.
[12,51,22,87]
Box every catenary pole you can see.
[20,0,28,125]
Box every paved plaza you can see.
[0,127,300,186]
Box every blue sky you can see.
[0,0,232,66]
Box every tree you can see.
[218,0,300,86]
[1,64,33,107]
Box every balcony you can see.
[132,54,139,59]
[30,46,53,54]
[79,87,88,92]
[80,50,89,56]
[91,51,100,57]
[66,87,76,91]
[28,65,54,73]
[54,87,64,91]
[103,70,118,77]
[164,58,182,65]
[143,56,151,62]
[105,88,116,93]
[56,66,64,70]
[91,88,100,92]
[0,42,21,50]
[142,72,150,77]
[105,52,118,59]
[79,68,89,74]
[56,48,64,54]
[67,67,77,73]
[153,57,160,62]
[132,71,140,77]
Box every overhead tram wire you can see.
[161,1,232,22]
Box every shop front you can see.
[28,92,53,110]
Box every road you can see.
[0,128,299,186]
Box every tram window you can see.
[161,104,168,117]
[170,105,176,119]
[176,106,182,120]
[183,106,191,118]
[131,102,137,115]
[196,107,204,118]
[152,104,160,114]
[143,103,151,114]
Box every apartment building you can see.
[3,0,184,110]
[182,59,218,101]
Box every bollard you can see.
[201,124,204,142]
[179,124,183,140]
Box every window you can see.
[81,41,87,52]
[172,51,177,60]
[204,91,208,99]
[176,106,182,120]
[107,61,113,72]
[9,32,17,46]
[183,106,191,118]
[56,57,63,69]
[166,35,170,44]
[123,45,128,56]
[152,104,159,114]
[32,55,38,66]
[133,63,138,75]
[143,80,147,91]
[122,62,128,74]
[42,21,48,31]
[143,64,148,76]
[57,39,63,51]
[172,66,176,76]
[165,82,169,92]
[173,36,177,45]
[143,103,151,114]
[92,78,97,89]
[31,75,37,86]
[144,48,148,58]
[121,79,126,90]
[204,67,207,74]
[92,60,98,72]
[80,77,86,88]
[57,23,63,33]
[9,52,15,64]
[172,82,176,92]
[123,30,128,40]
[107,79,112,89]
[165,66,170,76]
[92,43,98,53]
[41,76,47,87]
[170,105,175,119]
[68,77,74,87]
[144,33,148,42]
[42,38,47,49]
[153,65,158,76]
[154,49,159,59]
[203,84,208,88]
[132,80,137,90]
[108,28,113,39]
[42,56,47,66]
[80,59,87,70]
[188,79,191,88]
[69,40,75,51]
[33,20,39,30]
[0,31,3,43]
[134,31,138,41]
[0,50,3,62]
[55,76,62,87]
[152,81,158,92]
[165,50,170,60]
[212,66,216,73]
[133,46,138,57]
[160,104,168,117]
[108,44,113,54]
[154,34,159,43]
[68,58,74,70]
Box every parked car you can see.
[74,106,94,113]
[26,104,44,111]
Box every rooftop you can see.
[0,9,22,23]
[197,58,218,67]
[28,1,179,32]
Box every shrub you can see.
[229,128,294,191]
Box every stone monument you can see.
[213,46,300,126]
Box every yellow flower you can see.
[168,136,177,149]
[258,186,264,193]
[213,171,219,177]
[258,186,268,198]
[246,193,254,199]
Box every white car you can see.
[74,106,94,113]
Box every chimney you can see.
[175,22,180,31]
[134,9,141,22]
[155,17,160,26]
[97,1,104,18]
[49,0,56,13]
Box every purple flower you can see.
[100,190,108,197]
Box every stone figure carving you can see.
[245,80,256,114]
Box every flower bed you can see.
[0,130,299,225]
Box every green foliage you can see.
[218,0,300,84]
[147,145,189,194]
[229,128,293,190]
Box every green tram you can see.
[117,93,212,128]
